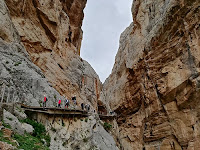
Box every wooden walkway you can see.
[0,83,117,119]
[21,104,88,116]
[18,104,117,119]
[99,114,116,120]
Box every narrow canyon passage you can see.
[0,0,200,150]
[81,0,133,82]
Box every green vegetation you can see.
[14,133,50,150]
[14,62,21,66]
[62,121,65,127]
[74,118,77,122]
[0,130,16,146]
[39,100,43,107]
[0,122,50,149]
[20,119,51,147]
[85,118,88,122]
[7,117,13,121]
[83,138,88,143]
[103,122,112,131]
[16,106,23,113]
[62,141,66,146]
[2,120,11,129]
[21,119,45,137]
[80,118,83,121]
[6,61,9,64]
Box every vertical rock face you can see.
[103,0,200,149]
[0,0,62,106]
[36,113,118,150]
[0,0,117,149]
[4,0,101,108]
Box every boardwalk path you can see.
[21,104,88,117]
[21,104,116,120]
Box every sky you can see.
[81,0,133,82]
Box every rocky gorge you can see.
[0,0,115,149]
[0,0,200,150]
[102,0,200,149]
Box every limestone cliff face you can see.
[37,113,118,150]
[0,1,117,149]
[5,0,101,108]
[0,0,62,106]
[103,0,200,149]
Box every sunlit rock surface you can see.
[102,0,200,149]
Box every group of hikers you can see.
[43,95,90,111]
[81,103,90,111]
[42,95,116,115]
[43,95,76,108]
[62,95,77,108]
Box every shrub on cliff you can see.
[21,118,45,137]
[14,133,50,150]
[103,122,112,131]
[21,118,50,147]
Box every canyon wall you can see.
[4,0,101,108]
[0,0,118,149]
[34,113,118,150]
[0,0,63,106]
[103,0,200,149]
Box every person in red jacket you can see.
[58,99,61,108]
[43,96,48,108]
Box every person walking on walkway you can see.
[81,103,84,110]
[85,104,88,111]
[87,104,90,112]
[65,98,70,108]
[58,99,61,108]
[43,96,48,108]
[72,95,76,105]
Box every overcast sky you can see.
[81,0,133,82]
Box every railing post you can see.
[1,84,6,103]
[12,91,15,104]
[7,87,10,103]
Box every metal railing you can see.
[0,83,17,103]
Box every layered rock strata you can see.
[0,0,62,106]
[102,0,200,149]
[0,1,118,149]
[5,0,101,109]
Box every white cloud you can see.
[81,0,133,82]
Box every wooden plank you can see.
[21,105,87,113]
[99,114,116,119]
[47,109,83,115]
[24,108,87,116]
